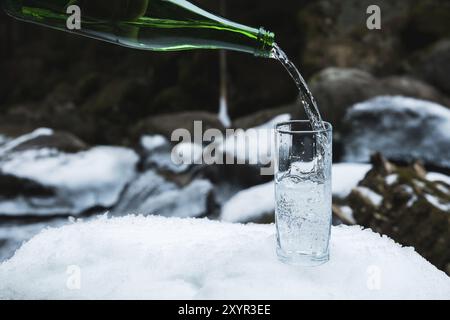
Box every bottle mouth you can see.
[255,27,275,58]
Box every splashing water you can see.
[271,43,325,131]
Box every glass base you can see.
[276,247,329,267]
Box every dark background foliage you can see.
[1,0,447,146]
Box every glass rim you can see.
[275,120,332,134]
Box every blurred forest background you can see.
[0,0,449,275]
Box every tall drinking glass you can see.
[275,120,332,266]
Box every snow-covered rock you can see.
[140,134,200,174]
[0,144,138,216]
[0,215,448,299]
[427,172,450,186]
[221,181,274,223]
[140,134,167,152]
[346,154,450,275]
[343,96,450,168]
[0,128,54,155]
[112,170,214,218]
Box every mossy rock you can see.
[347,154,450,275]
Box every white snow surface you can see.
[0,146,138,216]
[0,215,449,300]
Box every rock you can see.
[309,68,386,127]
[81,78,152,120]
[347,154,450,275]
[413,39,450,95]
[138,134,206,177]
[232,104,299,129]
[193,162,271,191]
[309,68,450,134]
[0,127,88,155]
[7,130,88,154]
[132,111,225,141]
[401,2,450,51]
[342,96,450,169]
[299,0,450,76]
[0,173,54,199]
[0,130,138,216]
[298,0,411,75]
[112,170,217,218]
[380,76,450,107]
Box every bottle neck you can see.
[255,27,275,58]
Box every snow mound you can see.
[343,96,450,168]
[0,146,138,216]
[1,215,448,299]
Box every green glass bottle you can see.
[2,0,275,57]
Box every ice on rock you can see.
[0,215,448,299]
[0,146,139,216]
[343,96,450,168]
